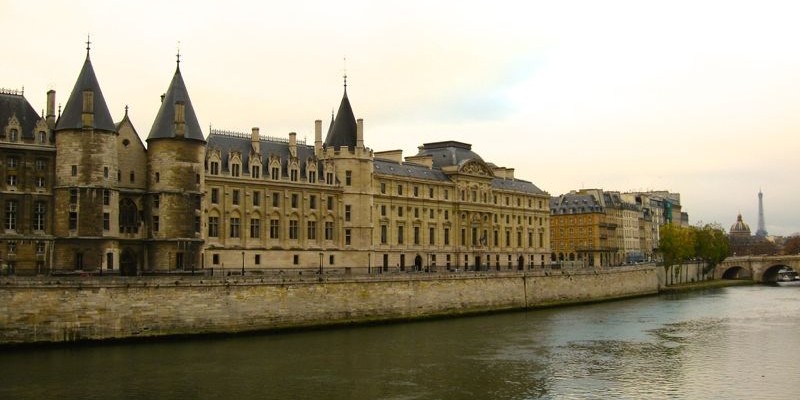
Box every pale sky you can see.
[3,0,799,235]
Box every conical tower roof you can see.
[147,62,205,142]
[55,52,116,132]
[324,83,357,149]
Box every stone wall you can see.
[0,266,657,345]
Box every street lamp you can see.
[241,251,245,276]
[319,252,323,275]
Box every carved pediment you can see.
[458,160,494,177]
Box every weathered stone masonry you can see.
[0,266,657,345]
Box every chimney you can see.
[81,90,94,127]
[46,90,56,129]
[160,93,166,103]
[314,119,322,157]
[174,101,185,137]
[356,118,364,149]
[251,127,260,153]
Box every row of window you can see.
[207,160,334,185]
[207,217,336,241]
[209,189,336,211]
[378,181,546,210]
[377,204,546,226]
[3,240,47,255]
[1,129,48,144]
[378,224,546,248]
[4,200,47,231]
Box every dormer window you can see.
[308,168,317,183]
[9,129,17,142]
[290,168,298,182]
[251,165,260,178]
[210,161,219,175]
[271,166,280,180]
[326,172,333,185]
[231,164,240,177]
[38,131,46,144]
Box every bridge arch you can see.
[719,265,752,280]
[760,264,795,282]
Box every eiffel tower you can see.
[756,190,768,237]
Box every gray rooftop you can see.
[147,64,205,142]
[55,54,116,132]
[324,87,357,149]
[206,131,317,178]
[0,91,41,139]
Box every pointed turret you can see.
[55,51,115,132]
[147,61,205,142]
[324,79,357,149]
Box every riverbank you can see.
[0,266,657,345]
[659,279,755,293]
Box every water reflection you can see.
[2,286,800,399]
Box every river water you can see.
[2,284,800,399]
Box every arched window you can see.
[119,198,139,233]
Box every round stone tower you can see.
[53,47,120,271]
[145,60,206,271]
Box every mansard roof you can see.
[206,131,317,177]
[374,159,450,182]
[415,141,485,169]
[491,178,546,195]
[147,64,205,142]
[55,54,116,132]
[0,90,41,138]
[324,87,357,149]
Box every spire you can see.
[147,57,205,142]
[323,76,357,149]
[55,44,116,132]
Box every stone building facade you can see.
[2,51,551,275]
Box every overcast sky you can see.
[3,0,799,235]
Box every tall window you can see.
[289,220,299,239]
[119,198,138,233]
[272,192,280,207]
[70,189,78,204]
[325,221,334,240]
[345,170,352,186]
[444,228,450,245]
[5,200,18,230]
[253,191,261,207]
[345,229,351,245]
[307,221,317,240]
[153,216,159,232]
[327,196,333,211]
[208,216,219,237]
[309,195,317,209]
[291,193,298,208]
[69,212,78,230]
[397,226,404,244]
[6,174,17,187]
[232,189,240,205]
[103,212,110,230]
[414,226,420,245]
[380,225,387,244]
[33,201,46,231]
[345,205,351,221]
[103,189,110,206]
[153,194,160,208]
[229,217,240,238]
[270,219,280,239]
[211,188,219,204]
[250,218,260,238]
[429,227,435,245]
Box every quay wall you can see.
[0,266,657,345]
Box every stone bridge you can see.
[715,255,800,282]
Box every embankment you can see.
[0,266,657,345]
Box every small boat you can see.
[776,268,800,286]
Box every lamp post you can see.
[319,252,323,275]
[241,251,245,276]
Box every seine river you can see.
[2,284,800,399]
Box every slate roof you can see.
[374,159,450,182]
[491,178,546,195]
[0,91,41,139]
[551,193,604,214]
[324,87,357,149]
[414,141,485,168]
[55,54,116,132]
[147,64,205,142]
[206,132,317,177]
